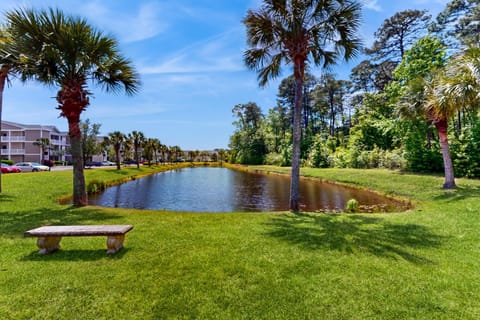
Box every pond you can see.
[89,167,405,212]
[88,167,407,212]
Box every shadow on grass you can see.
[0,207,122,236]
[0,194,15,202]
[265,213,446,264]
[433,185,480,202]
[21,248,130,261]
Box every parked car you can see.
[7,164,22,173]
[101,161,116,166]
[15,162,50,172]
[1,163,12,174]
[85,161,103,167]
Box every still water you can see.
[88,167,404,212]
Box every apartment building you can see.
[1,120,71,163]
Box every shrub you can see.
[265,152,285,166]
[1,159,14,165]
[86,179,106,194]
[346,199,359,213]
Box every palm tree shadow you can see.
[0,194,15,202]
[264,213,446,264]
[433,185,480,202]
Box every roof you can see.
[1,120,68,135]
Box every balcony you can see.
[1,148,26,155]
[1,136,25,142]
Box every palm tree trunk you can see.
[115,147,121,170]
[290,61,305,213]
[135,147,140,169]
[434,118,456,189]
[67,116,88,206]
[0,70,6,194]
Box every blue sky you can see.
[2,0,449,150]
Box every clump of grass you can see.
[346,198,359,212]
[86,179,106,194]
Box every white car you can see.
[15,162,50,172]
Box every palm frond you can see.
[4,7,140,96]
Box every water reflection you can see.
[88,167,405,212]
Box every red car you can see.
[0,163,22,173]
[1,163,12,173]
[8,164,22,173]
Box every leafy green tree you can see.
[128,131,145,168]
[229,102,266,165]
[5,8,140,206]
[215,149,228,163]
[80,119,102,168]
[243,0,361,212]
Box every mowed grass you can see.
[1,164,480,319]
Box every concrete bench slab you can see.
[24,225,133,254]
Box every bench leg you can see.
[106,235,125,254]
[37,236,61,254]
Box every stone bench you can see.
[24,225,133,255]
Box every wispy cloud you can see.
[361,0,382,12]
[138,28,245,75]
[79,1,168,43]
[411,0,449,5]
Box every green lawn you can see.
[1,165,480,319]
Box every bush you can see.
[265,153,285,166]
[451,122,480,178]
[1,159,14,165]
[86,179,106,194]
[346,199,359,213]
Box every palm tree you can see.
[159,143,168,163]
[243,0,361,212]
[123,137,133,164]
[424,47,480,189]
[151,138,162,164]
[5,8,140,206]
[128,131,145,168]
[105,131,125,170]
[143,138,159,166]
[33,138,51,164]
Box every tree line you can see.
[231,0,480,192]
[81,119,227,170]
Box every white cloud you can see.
[361,0,382,12]
[79,1,168,43]
[138,29,245,75]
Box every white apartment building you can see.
[1,120,71,163]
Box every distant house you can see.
[1,120,71,163]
